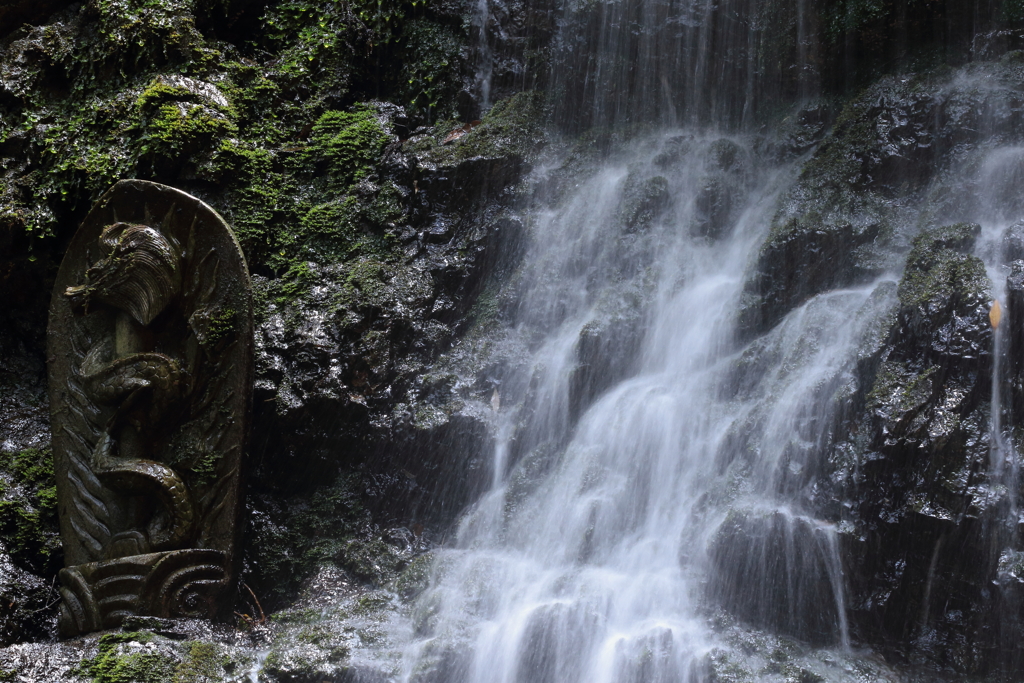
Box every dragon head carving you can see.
[65,222,182,325]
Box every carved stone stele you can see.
[48,180,253,637]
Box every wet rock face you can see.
[822,223,997,670]
[708,509,845,645]
[1007,260,1024,421]
[739,61,1024,339]
[250,94,542,511]
[0,545,55,646]
[730,58,1024,670]
[0,0,539,649]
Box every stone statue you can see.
[47,180,253,637]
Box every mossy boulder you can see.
[260,565,406,682]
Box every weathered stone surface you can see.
[48,180,253,636]
[824,223,998,670]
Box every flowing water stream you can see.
[394,132,898,680]
[382,2,1024,680]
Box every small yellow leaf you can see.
[991,299,1002,329]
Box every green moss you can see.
[274,262,316,306]
[172,641,225,683]
[271,607,321,625]
[0,449,60,573]
[7,448,54,486]
[189,449,220,486]
[335,258,390,308]
[80,632,175,683]
[397,19,464,117]
[867,361,937,416]
[211,141,291,261]
[143,103,236,157]
[467,283,501,333]
[0,0,468,256]
[247,473,379,604]
[394,551,433,601]
[899,223,988,309]
[187,305,238,352]
[407,91,546,164]
[304,106,389,187]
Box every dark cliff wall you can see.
[0,0,545,644]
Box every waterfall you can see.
[471,0,494,110]
[386,2,1024,680]
[395,124,898,679]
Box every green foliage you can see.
[80,632,175,683]
[304,107,389,186]
[397,19,464,117]
[819,0,892,42]
[0,449,60,574]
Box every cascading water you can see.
[470,0,494,109]
[381,2,1024,681]
[396,127,899,681]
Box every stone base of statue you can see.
[58,549,229,637]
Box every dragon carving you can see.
[48,181,253,636]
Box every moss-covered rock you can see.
[740,58,1024,338]
[259,565,407,682]
[0,448,59,575]
[79,632,177,683]
[0,0,539,646]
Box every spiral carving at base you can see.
[48,181,253,636]
[58,550,229,637]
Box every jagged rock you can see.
[829,223,997,671]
